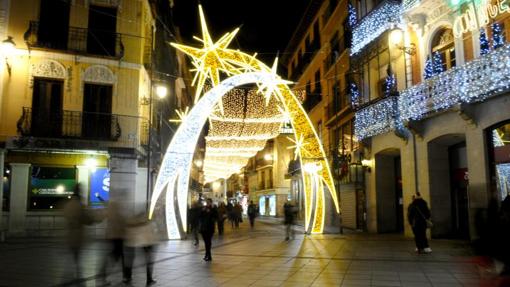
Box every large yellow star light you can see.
[171,5,240,113]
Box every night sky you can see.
[171,0,310,65]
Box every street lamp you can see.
[1,36,16,76]
[389,29,416,55]
[145,83,169,211]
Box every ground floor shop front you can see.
[0,149,148,237]
[363,94,510,240]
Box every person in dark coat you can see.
[247,201,258,229]
[407,192,432,254]
[189,201,201,246]
[284,201,296,241]
[217,202,227,235]
[199,198,218,261]
[499,194,510,275]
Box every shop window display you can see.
[29,166,76,210]
[491,123,510,201]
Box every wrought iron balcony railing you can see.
[25,21,124,59]
[399,45,510,122]
[15,107,147,150]
[354,95,403,140]
[351,0,402,55]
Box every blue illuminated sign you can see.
[90,168,110,205]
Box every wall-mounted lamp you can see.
[84,158,98,172]
[156,85,168,99]
[194,159,203,168]
[264,153,273,161]
[389,30,416,55]
[361,159,373,173]
[1,36,16,76]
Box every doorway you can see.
[87,5,117,56]
[31,78,63,137]
[428,134,469,239]
[82,83,113,139]
[375,149,404,233]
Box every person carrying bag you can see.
[407,193,433,254]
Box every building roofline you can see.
[281,0,323,65]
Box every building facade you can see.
[283,0,359,230]
[0,0,189,237]
[352,0,510,239]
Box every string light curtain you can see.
[203,88,285,182]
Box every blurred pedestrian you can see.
[227,201,235,229]
[407,192,432,254]
[123,213,158,285]
[217,202,227,235]
[63,183,91,280]
[189,201,201,246]
[199,198,217,261]
[98,201,126,285]
[247,200,258,229]
[284,201,296,241]
[233,203,242,228]
[499,194,510,275]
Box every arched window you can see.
[432,28,456,71]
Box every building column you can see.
[76,166,90,206]
[8,163,31,236]
[109,151,138,217]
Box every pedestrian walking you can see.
[284,201,296,241]
[227,201,235,229]
[407,192,432,254]
[123,213,158,285]
[63,183,91,281]
[233,202,242,228]
[247,200,258,229]
[217,202,227,235]
[98,201,126,285]
[189,201,201,246]
[199,198,218,261]
[498,194,510,275]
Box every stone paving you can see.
[0,218,508,287]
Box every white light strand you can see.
[400,44,510,121]
[351,0,403,55]
[354,96,403,140]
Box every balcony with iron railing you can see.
[399,45,510,122]
[350,0,402,55]
[14,107,147,150]
[24,21,124,59]
[354,95,403,140]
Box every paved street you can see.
[0,218,506,287]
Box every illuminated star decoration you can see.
[287,134,312,160]
[257,58,293,106]
[171,6,239,113]
[169,107,190,123]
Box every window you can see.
[432,28,456,71]
[87,5,117,56]
[32,78,64,137]
[83,84,113,139]
[29,166,77,210]
[38,0,70,50]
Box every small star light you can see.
[257,58,293,106]
[277,104,294,122]
[169,107,190,123]
[287,134,312,160]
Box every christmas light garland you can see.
[400,44,510,121]
[354,96,402,140]
[150,6,339,238]
[351,0,402,55]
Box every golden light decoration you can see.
[169,107,190,123]
[154,5,339,236]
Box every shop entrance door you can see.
[449,142,470,239]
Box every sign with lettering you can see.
[89,168,110,205]
[452,0,510,38]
